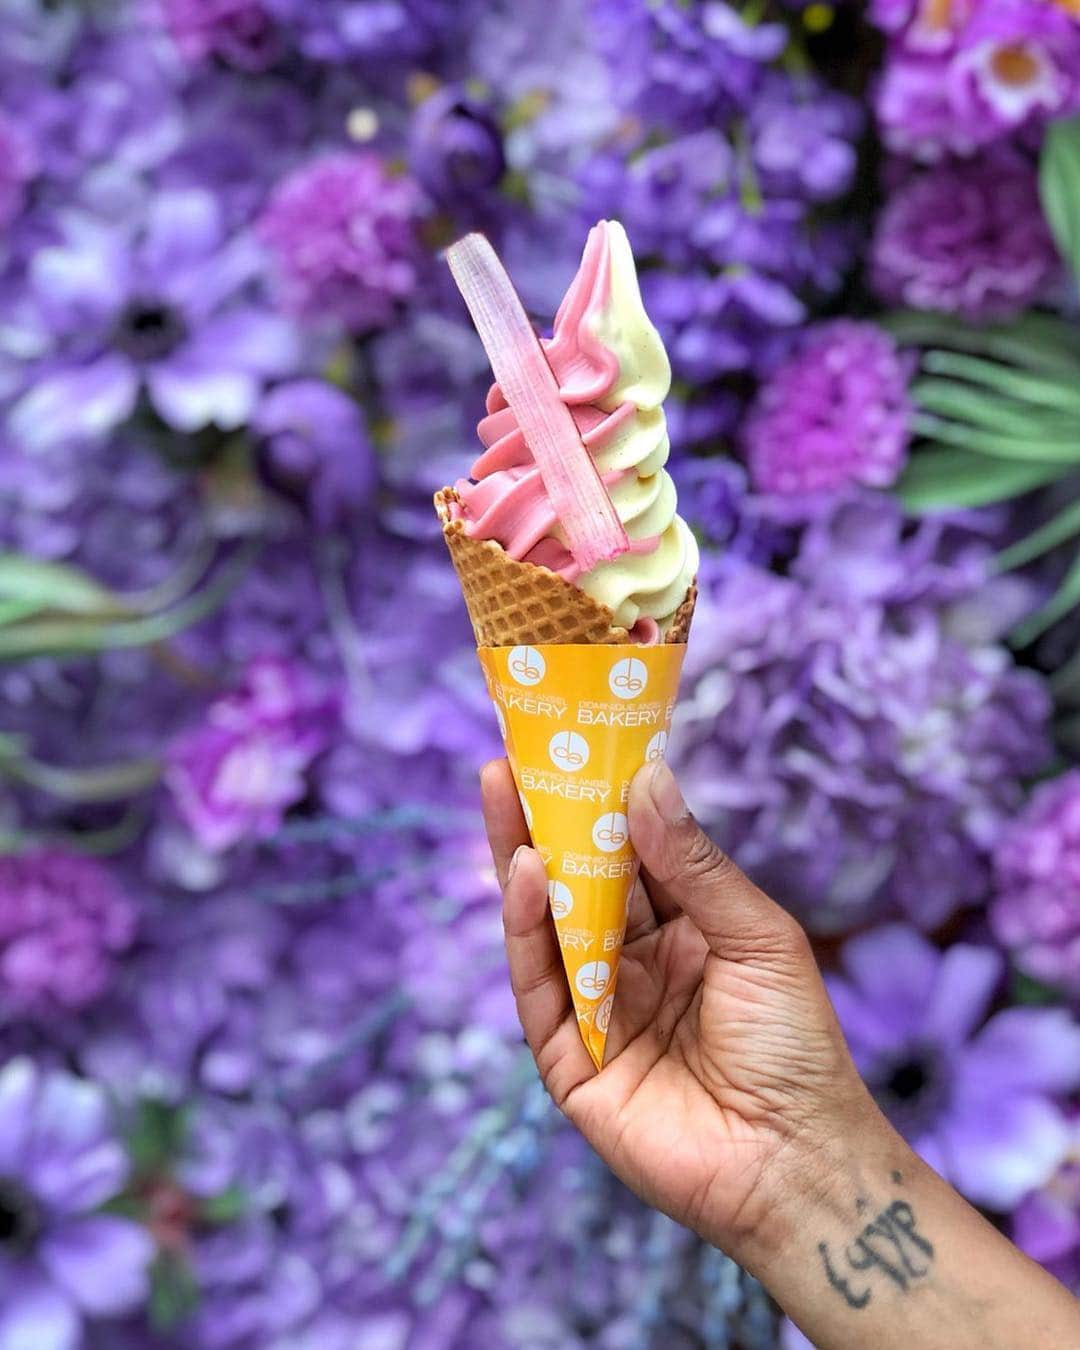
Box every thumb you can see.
[627,760,807,965]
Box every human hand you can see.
[480,756,877,1271]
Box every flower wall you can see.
[1,2,1079,1346]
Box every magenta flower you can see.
[258,152,424,332]
[992,770,1080,996]
[828,925,1080,1209]
[0,1059,154,1346]
[0,852,136,1018]
[166,657,337,853]
[741,321,912,500]
[872,150,1059,319]
[159,0,281,70]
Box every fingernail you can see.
[507,844,528,882]
[649,760,688,825]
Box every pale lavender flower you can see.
[742,320,912,500]
[0,1058,154,1346]
[829,925,1080,1208]
[872,150,1059,318]
[258,152,424,332]
[166,657,338,853]
[991,770,1080,995]
[11,189,300,450]
[0,112,37,232]
[0,852,136,1019]
[671,496,1051,932]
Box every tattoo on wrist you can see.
[818,1181,934,1311]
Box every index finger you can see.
[480,758,529,887]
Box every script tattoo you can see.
[819,1198,934,1310]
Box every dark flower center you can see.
[872,1044,947,1137]
[114,300,187,362]
[886,1059,927,1102]
[0,1178,41,1255]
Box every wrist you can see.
[730,1095,909,1280]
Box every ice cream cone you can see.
[437,488,694,1068]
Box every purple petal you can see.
[0,1059,37,1175]
[146,358,257,432]
[824,978,901,1063]
[961,1009,1080,1098]
[181,307,300,377]
[939,1096,1071,1210]
[0,1274,79,1350]
[921,944,1002,1046]
[9,355,138,450]
[141,188,223,287]
[1013,1186,1080,1264]
[39,1216,154,1317]
[25,1076,128,1211]
[839,924,938,1034]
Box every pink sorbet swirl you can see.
[449,222,662,615]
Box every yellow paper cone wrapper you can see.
[478,642,686,1069]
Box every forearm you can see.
[741,1108,1080,1350]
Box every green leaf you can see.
[994,497,1080,572]
[922,350,1080,417]
[897,448,1066,511]
[883,311,1080,377]
[1010,968,1063,1007]
[1040,115,1080,284]
[911,378,1076,437]
[128,1099,189,1176]
[1050,647,1080,701]
[149,1252,199,1333]
[0,555,123,619]
[199,1185,247,1225]
[1010,546,1080,646]
[912,413,1080,463]
[0,753,160,802]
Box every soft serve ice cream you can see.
[446,220,698,643]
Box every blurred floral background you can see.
[1,0,1079,1346]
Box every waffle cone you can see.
[435,488,695,647]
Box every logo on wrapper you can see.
[508,646,545,687]
[547,879,574,919]
[592,811,629,853]
[575,960,611,1000]
[548,730,590,772]
[609,657,648,700]
[645,729,668,762]
[596,994,614,1033]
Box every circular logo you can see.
[575,960,611,1001]
[644,729,668,762]
[518,791,533,829]
[596,994,614,1033]
[547,879,574,919]
[548,730,590,773]
[508,645,545,687]
[494,703,507,738]
[609,657,648,700]
[592,811,629,853]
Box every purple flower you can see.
[160,0,282,71]
[258,152,424,332]
[991,770,1080,996]
[741,321,912,500]
[0,852,136,1018]
[253,380,377,528]
[409,86,506,205]
[1012,1117,1080,1289]
[166,657,338,853]
[872,150,1059,319]
[671,496,1052,931]
[0,112,36,232]
[10,189,300,450]
[829,925,1080,1208]
[0,1058,154,1346]
[874,1,1080,156]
